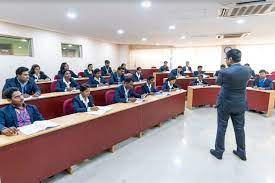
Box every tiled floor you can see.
[46,107,275,183]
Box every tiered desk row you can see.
[0,91,186,183]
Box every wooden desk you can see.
[187,86,275,117]
[163,77,216,90]
[0,91,186,183]
[153,72,169,87]
[36,76,110,94]
[0,81,145,119]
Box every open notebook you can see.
[87,106,113,115]
[18,120,60,135]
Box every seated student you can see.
[29,64,51,81]
[57,62,78,79]
[109,66,125,85]
[56,70,80,92]
[83,64,94,77]
[192,74,209,86]
[113,78,142,103]
[214,64,226,77]
[132,67,144,82]
[253,69,273,90]
[72,84,99,113]
[244,63,256,78]
[141,76,157,94]
[169,66,184,78]
[101,60,113,76]
[193,65,205,77]
[162,76,180,92]
[2,67,41,99]
[183,61,192,73]
[0,87,44,136]
[121,63,130,74]
[159,61,169,72]
[88,68,108,87]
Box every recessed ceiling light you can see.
[169,25,176,30]
[117,29,125,35]
[236,19,245,24]
[141,38,147,41]
[180,36,186,39]
[18,46,22,49]
[68,44,72,47]
[141,1,152,8]
[67,12,77,19]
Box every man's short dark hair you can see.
[124,78,134,83]
[3,87,19,99]
[105,60,110,64]
[221,64,226,68]
[93,68,101,74]
[244,63,250,66]
[259,69,267,74]
[198,65,203,68]
[168,76,176,81]
[16,67,29,75]
[226,49,242,63]
[137,67,142,70]
[147,76,154,81]
[164,61,168,64]
[198,74,204,78]
[80,84,90,92]
[177,66,183,69]
[117,66,124,71]
[62,69,70,75]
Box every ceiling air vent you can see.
[218,0,275,17]
[216,33,250,39]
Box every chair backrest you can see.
[63,98,74,115]
[54,75,59,80]
[271,71,275,75]
[134,85,142,94]
[78,72,84,77]
[151,66,157,69]
[50,81,57,92]
[105,90,115,105]
[269,74,275,81]
[156,86,162,91]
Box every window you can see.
[0,35,32,56]
[61,43,82,58]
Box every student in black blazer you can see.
[253,70,273,90]
[83,64,94,77]
[193,65,205,77]
[56,70,80,92]
[88,68,108,87]
[101,60,113,76]
[121,63,130,74]
[109,67,125,85]
[2,67,41,98]
[29,64,51,81]
[0,87,44,136]
[141,76,157,94]
[72,84,98,113]
[162,76,180,92]
[214,64,226,77]
[132,67,144,82]
[191,74,210,86]
[57,62,78,79]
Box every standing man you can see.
[210,49,251,161]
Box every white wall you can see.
[0,21,127,92]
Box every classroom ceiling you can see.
[0,0,275,46]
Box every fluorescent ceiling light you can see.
[169,25,176,30]
[67,12,77,19]
[141,38,147,41]
[117,29,125,35]
[236,19,245,24]
[141,1,152,8]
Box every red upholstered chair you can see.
[151,66,157,69]
[78,72,84,77]
[50,81,57,92]
[134,85,142,94]
[269,74,275,81]
[54,75,59,80]
[156,86,162,91]
[271,71,275,75]
[63,98,74,115]
[105,90,115,105]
